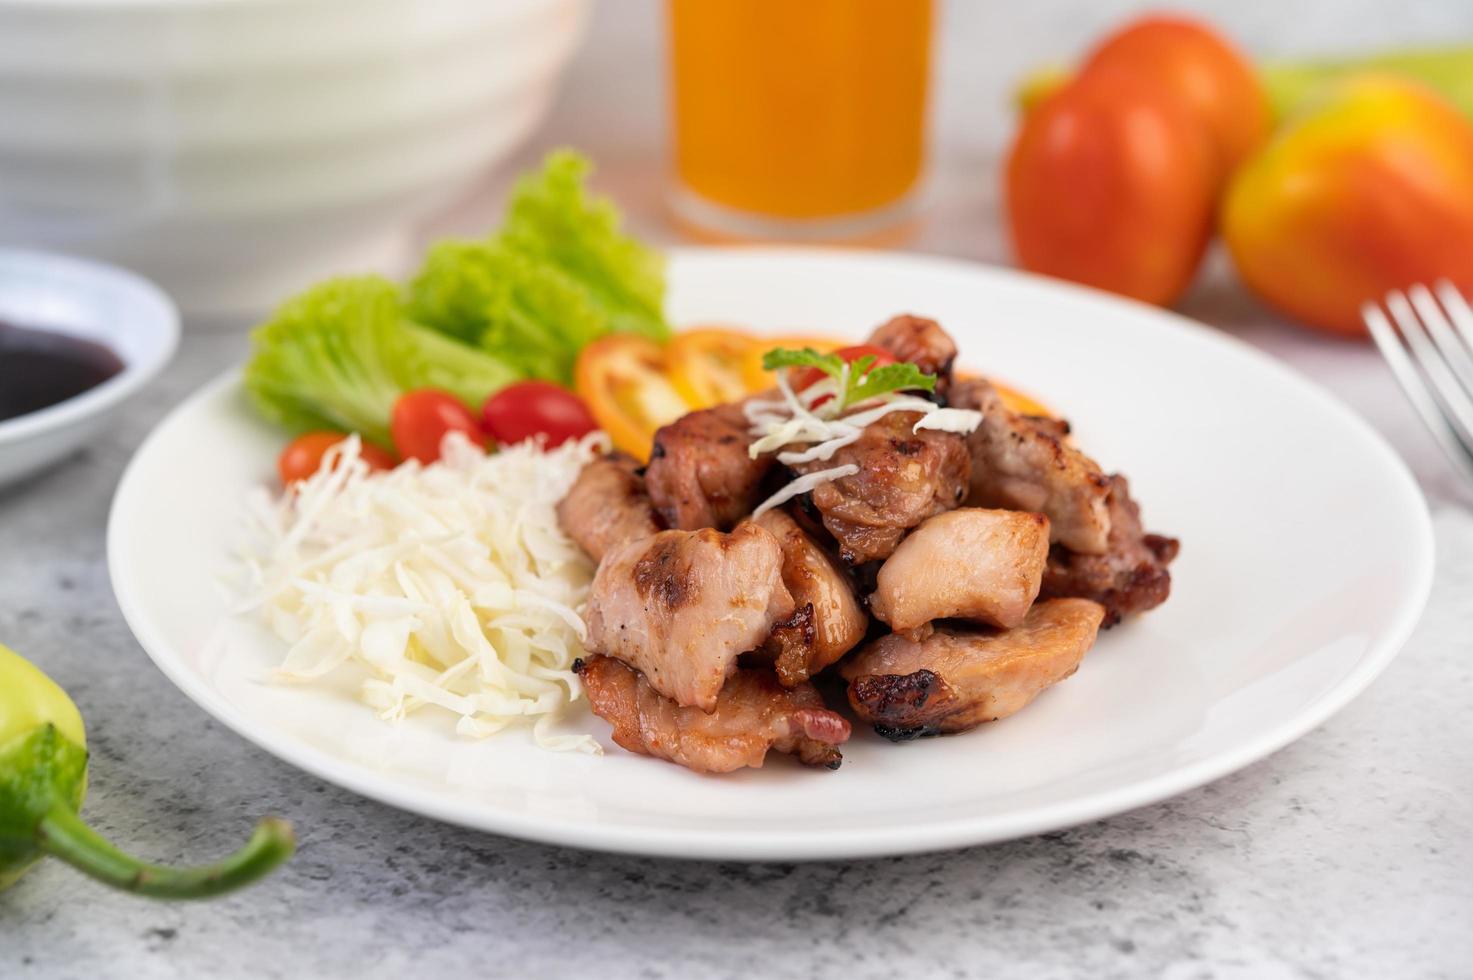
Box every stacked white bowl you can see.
[0,0,589,319]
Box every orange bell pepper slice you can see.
[573,335,690,461]
[953,369,1053,417]
[666,328,759,409]
[993,381,1053,418]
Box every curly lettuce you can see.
[245,277,518,448]
[407,150,670,384]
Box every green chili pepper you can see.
[1,643,294,899]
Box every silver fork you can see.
[1364,281,1473,484]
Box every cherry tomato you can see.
[666,328,758,408]
[574,334,691,461]
[277,431,395,485]
[390,389,486,464]
[1078,15,1268,182]
[791,344,897,406]
[481,380,598,448]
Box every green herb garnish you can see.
[761,347,936,411]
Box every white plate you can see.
[107,248,1434,860]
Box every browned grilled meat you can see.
[645,401,773,531]
[584,523,795,712]
[866,314,957,389]
[869,508,1050,632]
[577,655,851,773]
[842,598,1105,740]
[751,508,868,686]
[951,378,1113,555]
[795,412,971,564]
[556,452,661,563]
[1041,474,1178,626]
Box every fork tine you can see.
[1409,283,1473,402]
[1364,297,1473,484]
[1435,279,1473,346]
[1385,290,1473,450]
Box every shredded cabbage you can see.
[751,464,860,518]
[236,432,606,753]
[745,368,983,463]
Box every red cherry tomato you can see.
[277,431,395,485]
[390,389,486,464]
[792,344,897,406]
[481,380,598,449]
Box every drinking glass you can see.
[668,0,934,241]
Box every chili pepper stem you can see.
[35,803,294,900]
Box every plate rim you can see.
[106,246,1436,860]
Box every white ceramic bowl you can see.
[0,249,179,488]
[0,0,589,319]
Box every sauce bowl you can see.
[0,249,179,489]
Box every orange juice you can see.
[668,0,933,230]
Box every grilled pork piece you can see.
[866,314,958,389]
[1041,474,1178,626]
[950,378,1112,556]
[645,401,773,531]
[869,508,1050,633]
[584,523,794,712]
[795,412,971,564]
[843,598,1105,740]
[752,509,868,686]
[574,654,854,778]
[557,452,661,563]
[577,655,850,773]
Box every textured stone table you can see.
[4,2,1473,976]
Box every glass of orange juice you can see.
[667,0,933,241]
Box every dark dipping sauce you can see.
[0,321,125,422]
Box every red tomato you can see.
[481,381,598,448]
[277,431,395,485]
[391,389,486,464]
[1078,15,1268,183]
[1006,72,1216,307]
[792,344,897,405]
[1223,75,1473,338]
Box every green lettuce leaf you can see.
[497,150,668,342]
[244,276,518,449]
[409,239,608,383]
[407,150,669,385]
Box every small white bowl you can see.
[0,248,179,488]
